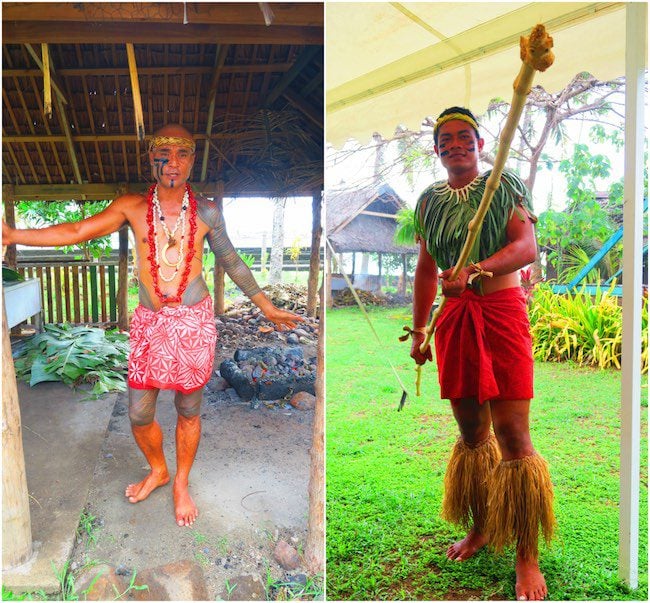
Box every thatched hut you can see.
[326,180,416,299]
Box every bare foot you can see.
[125,470,170,503]
[173,482,198,527]
[515,555,548,601]
[446,527,488,561]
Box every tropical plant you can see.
[15,200,113,260]
[393,207,417,247]
[13,325,129,398]
[529,283,647,373]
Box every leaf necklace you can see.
[146,183,197,303]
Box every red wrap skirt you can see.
[128,295,217,394]
[434,287,533,404]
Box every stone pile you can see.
[217,284,318,353]
[219,346,316,402]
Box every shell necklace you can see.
[146,183,198,303]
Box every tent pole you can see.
[618,0,646,589]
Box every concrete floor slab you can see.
[2,381,117,595]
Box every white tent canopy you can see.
[327,2,627,146]
[326,1,647,590]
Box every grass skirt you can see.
[442,434,501,532]
[484,453,556,559]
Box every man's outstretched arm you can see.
[3,197,129,247]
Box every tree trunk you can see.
[305,286,324,574]
[269,197,286,285]
[213,181,225,315]
[307,191,322,318]
[2,307,33,569]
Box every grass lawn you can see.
[326,306,648,601]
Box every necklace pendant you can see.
[168,236,176,247]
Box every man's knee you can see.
[174,390,202,419]
[128,388,158,426]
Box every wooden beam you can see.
[201,45,228,181]
[41,43,51,117]
[2,307,33,570]
[4,22,323,45]
[55,92,83,184]
[2,3,324,26]
[360,210,398,219]
[3,64,294,77]
[2,131,280,143]
[282,89,323,127]
[263,46,321,107]
[126,44,145,141]
[22,43,68,105]
[7,181,320,201]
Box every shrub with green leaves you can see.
[13,325,129,399]
[529,284,648,373]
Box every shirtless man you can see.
[410,107,555,600]
[3,124,302,527]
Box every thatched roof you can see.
[326,181,416,254]
[2,2,323,201]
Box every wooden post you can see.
[213,180,226,315]
[117,226,129,330]
[305,284,324,573]
[399,253,407,296]
[2,307,33,569]
[324,245,333,309]
[378,252,383,293]
[306,190,322,318]
[3,184,17,270]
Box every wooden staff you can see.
[416,24,554,396]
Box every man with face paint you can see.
[409,108,555,601]
[3,124,302,528]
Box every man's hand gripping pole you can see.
[414,24,554,396]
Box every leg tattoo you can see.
[173,388,203,527]
[125,387,170,503]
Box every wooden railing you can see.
[16,261,119,327]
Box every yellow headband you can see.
[434,113,480,136]
[148,136,196,153]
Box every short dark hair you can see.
[433,106,480,145]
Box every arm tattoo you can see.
[198,198,262,299]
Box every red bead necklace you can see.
[146,183,198,304]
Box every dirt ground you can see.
[68,331,320,601]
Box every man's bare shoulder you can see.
[113,191,148,207]
[195,194,222,228]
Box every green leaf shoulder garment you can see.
[413,169,536,270]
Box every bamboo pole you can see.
[41,43,52,118]
[2,307,33,569]
[416,24,554,395]
[126,43,145,141]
